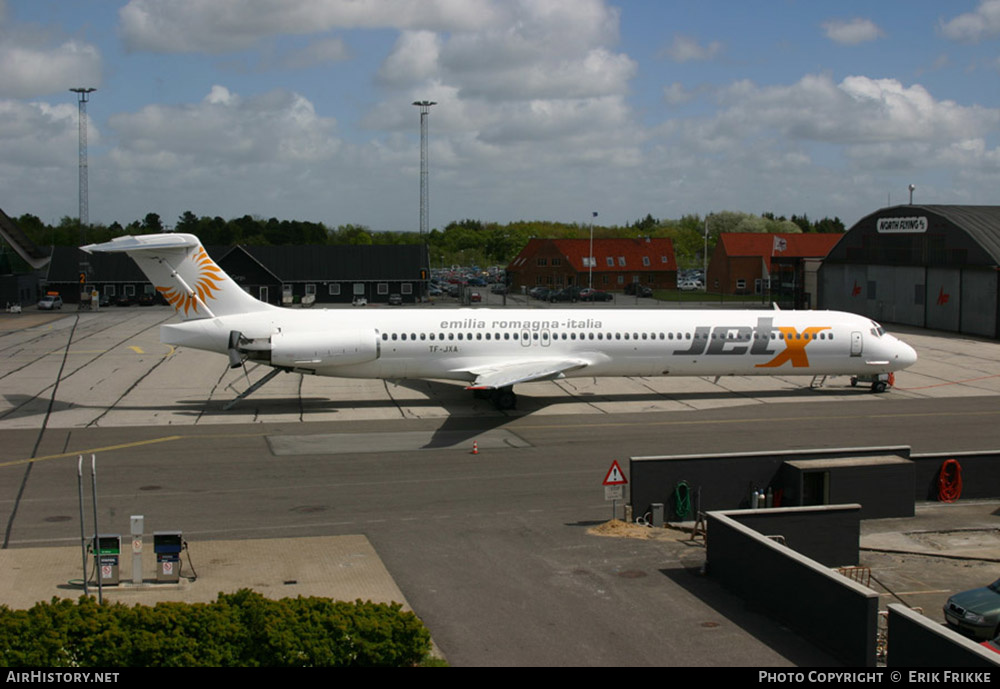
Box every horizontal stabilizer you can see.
[81,233,201,254]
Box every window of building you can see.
[124,284,135,297]
[329,284,341,296]
[618,256,626,266]
[642,256,650,266]
[537,258,548,266]
[104,285,116,296]
[401,283,412,294]
[606,257,614,267]
[551,258,561,266]
[305,284,316,296]
[353,283,365,296]
[377,283,388,295]
[736,279,746,291]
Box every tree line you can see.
[13,209,845,269]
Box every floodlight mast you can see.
[70,88,96,239]
[413,100,436,236]
[71,87,96,302]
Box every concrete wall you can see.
[782,455,915,519]
[725,504,861,566]
[707,507,878,667]
[911,451,1000,501]
[629,446,910,520]
[887,604,1000,668]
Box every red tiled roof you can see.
[718,233,842,271]
[507,237,676,271]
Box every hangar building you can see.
[819,205,1000,339]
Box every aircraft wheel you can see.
[492,387,517,410]
[850,376,858,387]
[871,381,887,394]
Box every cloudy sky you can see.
[1,0,998,232]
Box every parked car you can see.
[388,293,403,306]
[578,288,613,302]
[944,577,1000,639]
[678,280,700,291]
[550,286,583,303]
[352,296,368,307]
[469,291,482,303]
[37,294,63,310]
[624,283,653,297]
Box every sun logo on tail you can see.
[156,248,225,316]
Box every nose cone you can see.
[894,339,918,370]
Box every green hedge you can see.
[0,589,431,667]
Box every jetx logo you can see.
[672,317,830,368]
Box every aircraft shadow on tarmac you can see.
[2,381,871,423]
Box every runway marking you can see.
[129,346,144,354]
[1,435,184,468]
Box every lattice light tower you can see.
[412,100,436,236]
[70,87,96,241]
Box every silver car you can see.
[37,294,63,310]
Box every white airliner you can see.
[83,233,917,410]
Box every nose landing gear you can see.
[850,372,894,393]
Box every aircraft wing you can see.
[465,359,591,390]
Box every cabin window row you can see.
[380,331,835,342]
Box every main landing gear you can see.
[473,386,518,410]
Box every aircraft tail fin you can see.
[82,233,274,320]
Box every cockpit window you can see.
[869,321,886,337]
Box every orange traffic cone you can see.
[472,441,479,455]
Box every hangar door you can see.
[925,267,960,332]
[961,269,998,338]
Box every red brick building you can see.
[707,233,842,306]
[506,238,677,293]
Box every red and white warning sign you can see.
[101,565,112,580]
[162,561,173,575]
[602,460,627,486]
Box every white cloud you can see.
[109,86,340,168]
[0,38,101,99]
[118,0,499,53]
[378,31,441,86]
[663,82,696,106]
[0,100,82,167]
[821,18,884,45]
[709,74,999,148]
[663,35,722,63]
[279,37,350,69]
[941,0,1000,43]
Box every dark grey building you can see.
[224,244,428,305]
[44,242,429,306]
[820,205,1000,338]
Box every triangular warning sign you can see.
[602,460,627,486]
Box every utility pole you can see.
[412,100,436,236]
